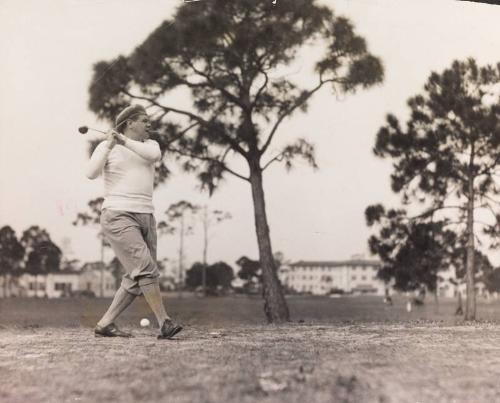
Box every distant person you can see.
[85,104,182,339]
[455,291,464,316]
[412,287,425,306]
[383,289,393,306]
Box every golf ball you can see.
[140,318,150,327]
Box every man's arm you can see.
[85,140,115,179]
[114,133,161,162]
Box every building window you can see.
[352,276,357,280]
[361,275,367,281]
[54,283,72,292]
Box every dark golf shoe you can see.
[94,323,133,338]
[158,318,183,340]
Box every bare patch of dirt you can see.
[2,322,500,402]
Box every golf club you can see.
[78,126,107,135]
[78,125,158,140]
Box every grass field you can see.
[2,295,500,402]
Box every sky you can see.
[1,0,500,270]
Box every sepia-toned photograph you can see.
[1,0,500,401]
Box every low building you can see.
[438,266,490,299]
[437,266,458,298]
[17,271,81,298]
[0,274,17,298]
[158,258,178,291]
[283,258,385,296]
[5,264,117,299]
[79,263,116,297]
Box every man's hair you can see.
[115,105,147,133]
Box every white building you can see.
[79,263,116,297]
[5,264,117,298]
[438,266,489,299]
[282,258,385,296]
[17,272,81,298]
[158,258,179,290]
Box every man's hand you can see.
[106,129,118,149]
[106,129,127,147]
[111,130,127,146]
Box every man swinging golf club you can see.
[86,104,182,339]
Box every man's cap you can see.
[115,105,147,128]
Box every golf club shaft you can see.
[86,127,107,134]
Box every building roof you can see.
[291,260,380,268]
[81,262,106,271]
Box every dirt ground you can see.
[2,296,500,402]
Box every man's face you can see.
[128,114,151,140]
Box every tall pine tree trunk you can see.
[202,205,208,297]
[178,214,184,298]
[3,274,8,298]
[465,172,476,320]
[456,290,464,315]
[434,277,439,314]
[100,239,104,298]
[249,160,289,323]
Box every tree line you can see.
[183,254,285,296]
[0,225,62,297]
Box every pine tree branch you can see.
[260,77,337,156]
[262,153,284,171]
[124,90,205,122]
[396,158,447,196]
[165,122,200,146]
[168,147,249,182]
[124,90,248,157]
[409,205,466,221]
[477,154,500,177]
[481,194,500,205]
[220,146,233,164]
[213,64,243,93]
[252,69,269,109]
[183,60,246,110]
